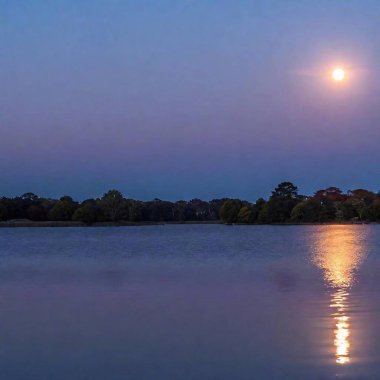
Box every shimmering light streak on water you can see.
[312,225,369,366]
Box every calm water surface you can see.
[0,225,380,380]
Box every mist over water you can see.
[0,225,379,380]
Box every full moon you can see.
[332,68,345,81]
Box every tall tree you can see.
[270,182,299,200]
[48,196,78,221]
[100,190,126,222]
[220,199,243,224]
[264,182,301,223]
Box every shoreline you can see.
[0,220,374,228]
[0,220,221,228]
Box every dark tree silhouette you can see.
[1,182,380,225]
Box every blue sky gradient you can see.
[1,0,380,200]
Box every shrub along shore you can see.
[1,182,380,227]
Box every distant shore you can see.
[0,219,373,228]
[0,220,222,228]
[2,184,380,225]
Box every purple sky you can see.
[1,0,380,201]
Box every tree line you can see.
[0,182,380,225]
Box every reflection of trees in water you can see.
[312,226,369,365]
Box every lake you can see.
[0,225,379,380]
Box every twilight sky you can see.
[1,0,380,201]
